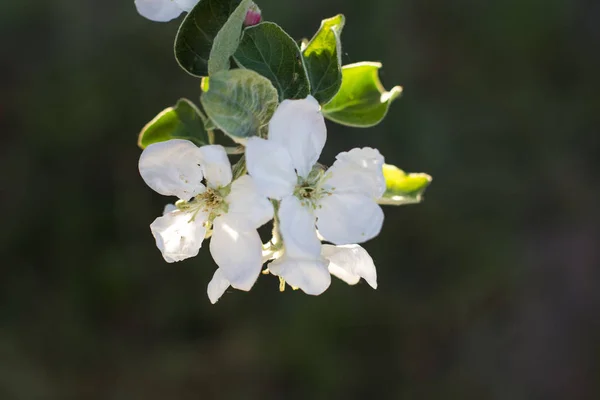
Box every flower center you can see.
[296,184,315,199]
[293,166,332,209]
[197,188,224,211]
[176,187,229,223]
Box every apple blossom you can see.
[246,96,386,294]
[138,139,273,301]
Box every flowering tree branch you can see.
[133,0,432,303]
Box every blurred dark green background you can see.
[2,0,600,399]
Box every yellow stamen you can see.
[279,276,286,292]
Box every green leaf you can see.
[378,164,432,206]
[322,62,403,127]
[137,99,209,149]
[302,14,345,104]
[233,22,310,100]
[174,0,251,77]
[208,0,252,75]
[200,69,279,139]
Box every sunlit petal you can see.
[246,137,297,199]
[209,215,263,291]
[269,256,331,295]
[135,0,184,22]
[226,175,273,231]
[316,193,384,245]
[139,139,205,201]
[324,147,386,198]
[279,196,321,259]
[163,203,177,214]
[207,268,230,304]
[321,244,377,289]
[268,96,326,179]
[198,145,232,189]
[150,208,208,262]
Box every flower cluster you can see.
[134,0,431,303]
[139,97,382,302]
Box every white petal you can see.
[139,139,205,201]
[321,244,377,289]
[163,203,177,214]
[225,175,273,231]
[135,0,184,22]
[268,96,326,179]
[324,147,386,198]
[207,268,230,304]
[150,209,208,263]
[174,0,199,12]
[245,137,297,199]
[269,256,331,295]
[316,193,384,245]
[279,196,321,259]
[209,216,263,291]
[198,145,232,189]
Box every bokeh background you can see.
[2,0,600,398]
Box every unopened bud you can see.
[244,4,262,27]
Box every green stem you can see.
[260,200,283,264]
[224,146,245,155]
[270,200,282,247]
[231,155,247,179]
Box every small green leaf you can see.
[138,99,209,149]
[174,0,251,77]
[234,22,310,100]
[378,164,432,206]
[200,69,279,139]
[322,62,403,127]
[208,0,252,75]
[302,14,345,104]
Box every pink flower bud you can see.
[244,4,262,27]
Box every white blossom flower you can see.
[246,96,386,295]
[135,0,199,22]
[139,139,273,302]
